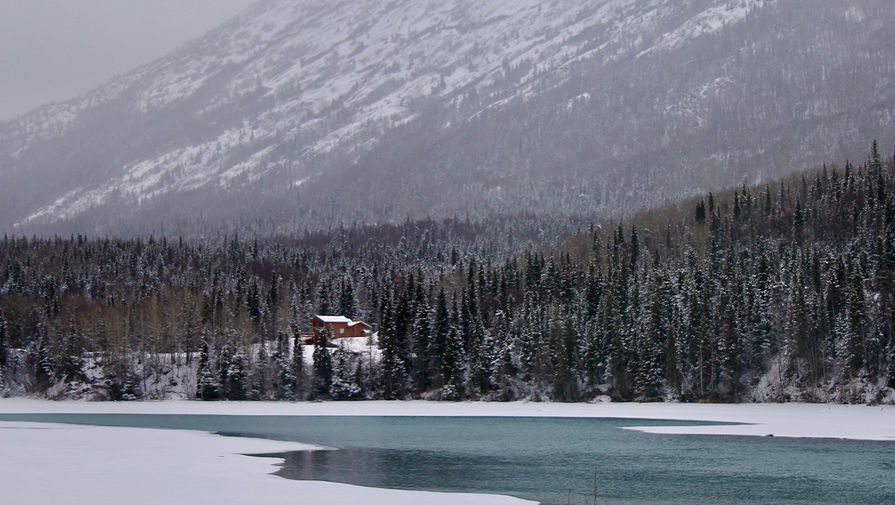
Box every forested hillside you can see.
[1,143,893,403]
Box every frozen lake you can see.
[1,413,892,505]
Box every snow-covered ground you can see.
[0,420,535,505]
[2,398,894,441]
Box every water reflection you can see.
[276,448,507,492]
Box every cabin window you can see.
[340,328,345,334]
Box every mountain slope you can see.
[1,0,894,235]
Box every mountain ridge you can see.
[2,0,893,235]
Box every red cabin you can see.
[307,315,372,341]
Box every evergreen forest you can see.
[1,142,893,404]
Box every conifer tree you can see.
[291,333,304,399]
[887,336,895,389]
[196,339,220,401]
[254,336,270,399]
[330,348,361,400]
[312,328,333,398]
[639,269,671,399]
[845,261,867,376]
[0,315,6,393]
[272,332,293,399]
[217,342,233,397]
[317,280,332,315]
[551,314,578,401]
[695,200,707,223]
[338,278,358,318]
[718,302,740,397]
[431,288,451,385]
[227,347,248,401]
[411,299,432,391]
[605,296,627,396]
[467,318,493,397]
[378,294,407,399]
[441,326,466,400]
[0,315,7,373]
[583,316,602,386]
[519,298,538,382]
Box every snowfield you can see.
[0,419,535,505]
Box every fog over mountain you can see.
[0,0,255,121]
[1,0,893,236]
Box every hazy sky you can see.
[0,0,257,121]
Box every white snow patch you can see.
[845,6,865,23]
[0,420,532,505]
[219,145,276,185]
[315,315,353,324]
[639,0,765,57]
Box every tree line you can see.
[0,142,893,403]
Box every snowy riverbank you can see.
[0,419,535,505]
[2,398,895,440]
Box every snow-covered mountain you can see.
[1,0,893,235]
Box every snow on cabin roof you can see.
[347,320,370,328]
[315,315,352,323]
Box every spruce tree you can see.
[639,269,671,399]
[291,334,304,399]
[845,261,866,376]
[338,278,358,318]
[411,299,432,391]
[695,200,707,223]
[196,339,220,401]
[467,318,493,397]
[0,315,6,394]
[227,347,248,401]
[583,316,602,386]
[441,326,466,400]
[551,314,578,401]
[255,336,270,399]
[519,298,538,382]
[312,328,333,398]
[317,280,332,315]
[605,297,627,397]
[887,336,895,389]
[0,315,7,374]
[217,343,233,398]
[330,348,361,400]
[718,303,740,397]
[431,288,451,385]
[378,294,407,399]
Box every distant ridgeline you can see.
[0,142,894,403]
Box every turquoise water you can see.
[1,413,893,504]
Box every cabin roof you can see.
[314,315,353,324]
